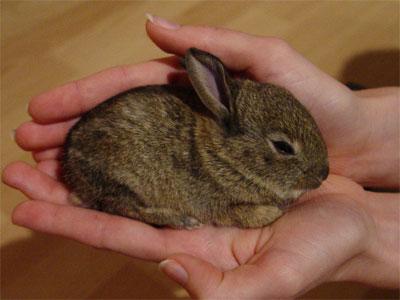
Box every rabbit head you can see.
[185,48,329,201]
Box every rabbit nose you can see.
[319,166,329,181]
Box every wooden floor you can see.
[1,1,399,299]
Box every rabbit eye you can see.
[272,140,295,156]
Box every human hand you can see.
[4,166,398,298]
[11,17,399,188]
[145,17,399,189]
[3,18,399,298]
[157,175,399,298]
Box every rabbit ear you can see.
[185,48,233,127]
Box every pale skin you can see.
[3,17,399,298]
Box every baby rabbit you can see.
[62,48,329,229]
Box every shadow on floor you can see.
[1,232,184,299]
[339,48,400,88]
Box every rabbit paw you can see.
[136,207,202,229]
[182,216,203,230]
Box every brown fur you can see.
[61,48,328,229]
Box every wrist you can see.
[362,191,400,288]
[339,91,399,188]
[332,191,399,288]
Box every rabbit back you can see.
[62,85,226,225]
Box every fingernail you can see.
[159,259,188,286]
[146,13,180,30]
[10,129,16,141]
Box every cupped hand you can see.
[12,19,398,187]
[4,162,397,298]
[145,20,399,188]
[3,19,399,298]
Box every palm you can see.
[161,175,369,271]
[161,176,371,298]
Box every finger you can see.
[159,254,223,299]
[28,57,183,124]
[355,87,399,98]
[36,160,61,180]
[160,253,277,299]
[147,20,268,74]
[146,20,286,76]
[33,147,62,162]
[2,161,69,205]
[12,200,167,261]
[15,119,77,151]
[147,19,257,70]
[146,18,351,106]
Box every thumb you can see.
[145,16,353,133]
[159,253,223,298]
